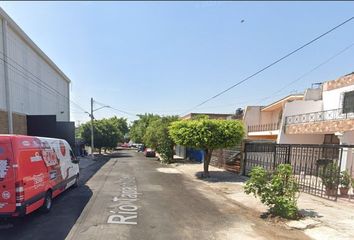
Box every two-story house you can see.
[281,72,354,172]
[243,94,304,142]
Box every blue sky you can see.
[1,1,354,124]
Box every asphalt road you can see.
[1,150,309,240]
[0,155,110,240]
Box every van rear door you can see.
[0,137,16,214]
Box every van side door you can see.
[0,138,16,214]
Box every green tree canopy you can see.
[129,113,161,143]
[79,117,127,154]
[169,118,245,177]
[144,116,179,162]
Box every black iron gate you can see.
[243,143,353,200]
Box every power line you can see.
[0,52,88,113]
[93,99,137,117]
[2,52,87,113]
[10,78,69,109]
[183,41,354,111]
[179,16,354,116]
[172,41,354,113]
[108,107,138,117]
[255,41,354,104]
[0,60,83,112]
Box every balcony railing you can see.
[285,108,354,125]
[248,122,280,132]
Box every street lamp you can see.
[86,98,110,158]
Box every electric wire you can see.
[0,53,88,113]
[179,16,354,116]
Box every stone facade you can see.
[323,73,354,91]
[0,110,27,134]
[286,119,354,134]
[0,110,8,134]
[13,112,27,135]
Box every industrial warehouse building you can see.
[0,8,74,145]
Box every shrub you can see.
[340,170,351,188]
[319,162,340,190]
[244,164,299,219]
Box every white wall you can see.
[282,100,323,117]
[277,100,323,144]
[304,87,322,101]
[0,18,6,111]
[277,133,324,144]
[260,108,282,124]
[1,24,70,121]
[340,131,354,173]
[244,106,282,127]
[341,131,354,145]
[243,106,261,126]
[323,85,354,111]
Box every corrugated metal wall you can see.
[0,22,69,122]
[0,18,6,111]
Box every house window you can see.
[342,90,354,114]
[323,134,340,144]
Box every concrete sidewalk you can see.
[171,161,354,240]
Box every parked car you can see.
[144,148,156,157]
[121,143,129,148]
[137,144,145,152]
[0,135,80,217]
[130,143,138,148]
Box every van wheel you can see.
[41,191,52,213]
[72,175,79,188]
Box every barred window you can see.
[343,90,354,114]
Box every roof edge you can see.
[261,94,304,112]
[0,7,71,83]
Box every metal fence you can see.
[243,142,353,200]
[211,146,242,173]
[285,108,354,125]
[247,122,279,132]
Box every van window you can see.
[0,159,9,181]
[70,150,77,162]
[0,143,14,182]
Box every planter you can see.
[325,187,338,196]
[339,187,349,196]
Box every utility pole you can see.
[85,98,109,158]
[90,97,94,158]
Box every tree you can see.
[129,113,160,143]
[244,164,299,219]
[169,118,245,177]
[79,117,125,154]
[110,116,129,136]
[144,116,179,163]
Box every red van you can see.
[0,135,80,217]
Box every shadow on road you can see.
[299,208,323,218]
[194,171,248,183]
[0,154,114,240]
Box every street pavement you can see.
[173,161,354,240]
[0,155,110,240]
[66,150,308,240]
[1,150,309,240]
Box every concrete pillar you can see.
[337,131,354,172]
